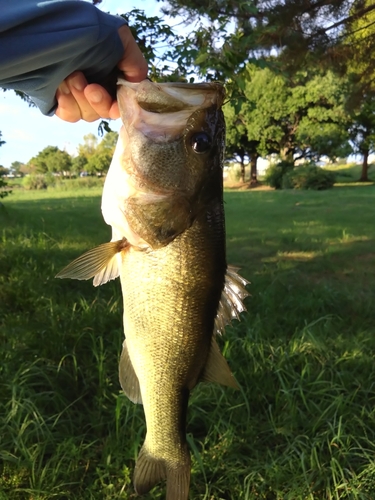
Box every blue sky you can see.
[0,0,164,169]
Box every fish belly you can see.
[120,213,225,497]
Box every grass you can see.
[1,183,375,499]
[324,162,375,184]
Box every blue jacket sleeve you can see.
[0,0,127,115]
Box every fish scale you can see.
[56,79,249,499]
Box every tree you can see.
[96,131,118,154]
[77,134,98,159]
[236,65,350,164]
[0,166,9,177]
[342,0,375,181]
[162,0,375,82]
[348,94,375,181]
[0,133,11,199]
[47,149,72,176]
[29,146,72,176]
[73,131,117,176]
[9,161,26,177]
[224,101,260,184]
[86,151,112,175]
[71,155,88,176]
[344,0,375,92]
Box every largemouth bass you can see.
[56,79,248,499]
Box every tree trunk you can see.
[360,148,370,182]
[280,146,294,164]
[249,152,258,186]
[240,155,245,183]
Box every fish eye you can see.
[190,132,211,154]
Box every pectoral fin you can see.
[201,337,239,389]
[55,238,129,286]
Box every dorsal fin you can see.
[214,265,250,335]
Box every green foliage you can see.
[162,0,375,81]
[283,163,336,190]
[0,132,11,199]
[75,132,118,175]
[9,161,26,177]
[55,177,104,190]
[86,151,112,175]
[29,146,72,175]
[22,173,56,190]
[71,154,88,174]
[96,131,118,153]
[329,161,375,183]
[0,177,11,199]
[223,98,259,182]
[238,65,351,162]
[0,165,9,177]
[264,160,294,189]
[77,133,98,159]
[122,9,189,81]
[224,164,242,184]
[266,162,336,190]
[1,185,375,498]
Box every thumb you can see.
[117,25,148,82]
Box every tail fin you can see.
[133,445,166,495]
[134,443,190,500]
[165,464,190,500]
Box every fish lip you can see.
[117,79,225,143]
[117,78,223,92]
[117,79,225,109]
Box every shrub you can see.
[0,177,11,198]
[53,176,105,191]
[22,173,56,190]
[224,164,242,184]
[264,161,294,189]
[283,163,336,190]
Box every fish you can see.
[56,79,248,499]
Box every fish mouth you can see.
[117,79,224,143]
[117,79,225,112]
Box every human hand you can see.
[55,25,148,122]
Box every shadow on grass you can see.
[1,186,375,498]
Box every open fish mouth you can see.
[56,79,249,500]
[116,79,225,142]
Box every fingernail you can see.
[89,91,103,103]
[71,76,85,91]
[59,82,70,95]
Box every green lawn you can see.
[325,162,375,184]
[1,184,375,499]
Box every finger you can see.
[117,26,148,82]
[108,101,120,120]
[84,84,113,119]
[55,83,81,123]
[65,72,100,122]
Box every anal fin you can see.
[200,337,239,389]
[119,340,142,404]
